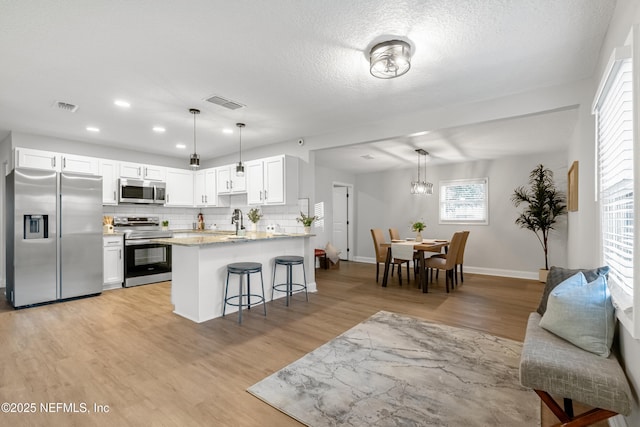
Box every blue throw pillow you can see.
[539,272,615,357]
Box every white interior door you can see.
[332,185,353,261]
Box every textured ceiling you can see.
[0,0,616,169]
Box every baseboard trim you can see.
[352,257,540,281]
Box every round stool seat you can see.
[274,255,304,265]
[227,262,262,274]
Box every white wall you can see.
[568,1,640,426]
[351,151,568,278]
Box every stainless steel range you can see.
[114,216,172,287]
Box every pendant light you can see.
[410,149,433,195]
[235,122,245,176]
[189,108,200,169]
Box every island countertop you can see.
[154,231,313,247]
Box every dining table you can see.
[380,239,449,293]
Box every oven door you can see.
[124,240,172,287]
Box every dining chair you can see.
[371,228,411,284]
[424,231,465,293]
[432,230,470,285]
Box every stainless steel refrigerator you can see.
[6,168,103,307]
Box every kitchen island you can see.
[154,232,316,323]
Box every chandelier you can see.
[411,149,433,195]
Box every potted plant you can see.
[297,211,318,234]
[411,220,426,242]
[511,164,567,282]
[247,208,263,232]
[161,220,169,231]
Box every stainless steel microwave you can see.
[119,179,166,204]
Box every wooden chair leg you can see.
[459,264,464,283]
[376,263,379,282]
[398,264,402,286]
[534,390,619,427]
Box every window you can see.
[439,178,488,225]
[592,34,639,338]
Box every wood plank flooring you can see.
[0,262,598,426]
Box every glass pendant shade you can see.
[236,162,244,176]
[411,149,433,195]
[370,40,412,79]
[189,153,200,169]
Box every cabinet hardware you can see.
[260,190,263,200]
[52,157,56,168]
[119,249,122,259]
[138,167,142,176]
[63,157,66,169]
[265,190,268,200]
[113,191,116,201]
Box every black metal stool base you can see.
[271,256,308,306]
[223,262,266,324]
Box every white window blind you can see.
[439,178,488,225]
[595,58,634,296]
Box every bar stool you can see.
[223,262,266,324]
[271,255,308,306]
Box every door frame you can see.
[332,182,354,261]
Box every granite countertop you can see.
[154,231,313,247]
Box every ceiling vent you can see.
[204,95,245,110]
[54,101,79,113]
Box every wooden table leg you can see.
[382,247,391,287]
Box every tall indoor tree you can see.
[511,164,567,279]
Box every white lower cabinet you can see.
[103,235,124,290]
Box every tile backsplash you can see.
[103,201,306,233]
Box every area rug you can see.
[247,311,539,426]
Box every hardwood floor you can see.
[0,262,593,426]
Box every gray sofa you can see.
[520,312,632,426]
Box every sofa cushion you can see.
[520,313,631,415]
[539,273,615,357]
[536,265,609,315]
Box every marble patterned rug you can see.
[247,311,539,426]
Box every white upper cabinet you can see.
[15,148,99,175]
[195,168,217,207]
[61,153,100,175]
[15,148,58,171]
[100,159,119,205]
[246,155,297,205]
[216,164,246,195]
[120,161,166,181]
[165,167,194,207]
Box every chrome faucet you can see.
[232,209,243,235]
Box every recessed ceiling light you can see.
[114,100,130,108]
[86,126,100,132]
[223,128,233,134]
[176,143,186,149]
[153,126,166,133]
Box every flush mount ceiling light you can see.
[189,108,200,169]
[411,149,433,195]
[370,40,412,79]
[235,123,245,177]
